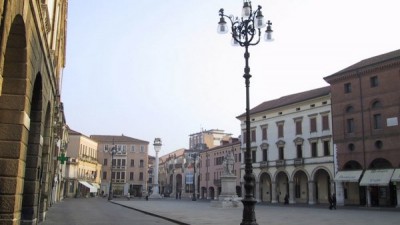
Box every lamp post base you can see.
[148,193,162,199]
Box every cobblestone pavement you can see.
[112,197,400,225]
[40,197,178,225]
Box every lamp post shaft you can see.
[108,152,114,201]
[241,45,257,225]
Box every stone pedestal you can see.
[211,175,242,208]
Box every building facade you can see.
[158,148,186,198]
[91,135,149,197]
[199,139,242,200]
[0,1,68,224]
[324,49,400,207]
[189,129,232,149]
[237,86,335,204]
[65,129,101,198]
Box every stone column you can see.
[271,182,277,203]
[335,182,345,206]
[255,181,260,202]
[396,182,400,208]
[308,181,316,205]
[289,181,295,204]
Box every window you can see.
[102,171,107,179]
[277,123,284,138]
[130,159,134,167]
[372,100,382,109]
[310,117,317,132]
[251,129,256,142]
[252,150,256,163]
[373,114,382,129]
[295,177,301,198]
[262,127,267,140]
[104,144,109,151]
[103,158,107,166]
[295,120,302,135]
[139,172,144,181]
[262,148,268,161]
[323,140,330,156]
[296,144,302,158]
[344,82,352,93]
[279,147,284,160]
[140,146,145,152]
[370,76,378,87]
[243,131,247,143]
[140,159,144,168]
[311,142,317,157]
[322,115,329,130]
[347,118,354,133]
[130,172,134,180]
[131,145,135,152]
[346,106,354,113]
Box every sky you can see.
[62,0,400,156]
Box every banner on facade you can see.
[186,173,193,184]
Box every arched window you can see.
[345,105,354,113]
[371,100,382,109]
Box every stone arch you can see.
[292,169,309,203]
[21,74,43,223]
[368,158,392,169]
[274,170,289,203]
[311,167,332,204]
[0,14,31,223]
[259,172,272,202]
[39,101,54,221]
[342,160,363,170]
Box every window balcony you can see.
[294,158,304,166]
[260,161,269,168]
[275,160,285,167]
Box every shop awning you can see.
[79,181,97,193]
[391,169,400,182]
[334,170,363,182]
[90,182,100,189]
[359,169,394,186]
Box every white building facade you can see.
[238,86,336,204]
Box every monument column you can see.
[149,138,162,198]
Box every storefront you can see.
[334,170,363,206]
[359,169,395,207]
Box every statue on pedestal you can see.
[223,151,235,175]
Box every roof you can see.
[237,86,331,118]
[90,134,149,144]
[325,49,400,80]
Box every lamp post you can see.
[108,145,117,201]
[149,138,162,198]
[191,152,198,201]
[218,1,273,225]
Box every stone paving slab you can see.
[112,198,400,225]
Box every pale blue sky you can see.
[62,0,400,155]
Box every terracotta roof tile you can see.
[90,134,149,144]
[326,49,400,77]
[238,86,331,118]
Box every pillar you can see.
[308,181,315,205]
[289,181,295,204]
[271,182,277,203]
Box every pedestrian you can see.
[127,192,130,200]
[284,194,289,205]
[328,194,333,210]
[331,193,336,210]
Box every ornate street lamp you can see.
[149,138,162,198]
[107,144,118,200]
[218,1,273,225]
[191,152,198,201]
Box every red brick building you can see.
[324,49,400,207]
